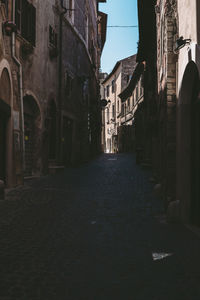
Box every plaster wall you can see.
[178,0,198,93]
[103,65,121,153]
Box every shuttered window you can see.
[15,0,36,46]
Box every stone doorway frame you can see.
[0,59,13,187]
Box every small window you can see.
[104,88,106,98]
[136,86,138,101]
[127,98,130,111]
[65,0,74,21]
[112,80,115,93]
[2,0,9,17]
[117,100,119,113]
[65,72,73,96]
[106,85,110,97]
[140,80,143,96]
[112,104,115,118]
[107,107,109,123]
[126,74,131,83]
[15,0,36,46]
[49,26,57,48]
[68,0,73,18]
[121,104,125,117]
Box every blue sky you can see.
[99,0,139,74]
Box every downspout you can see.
[58,0,67,163]
[11,0,25,172]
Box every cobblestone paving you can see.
[1,154,200,299]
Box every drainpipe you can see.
[58,0,67,163]
[11,0,25,172]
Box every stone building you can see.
[118,62,144,153]
[137,0,200,225]
[154,0,200,224]
[136,0,157,167]
[99,72,108,152]
[155,0,178,208]
[176,0,200,225]
[0,0,107,187]
[102,54,136,153]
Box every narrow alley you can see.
[1,154,200,300]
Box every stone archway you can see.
[0,68,11,183]
[23,95,41,177]
[177,61,200,224]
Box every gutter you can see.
[11,0,25,172]
[58,0,67,162]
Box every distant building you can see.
[101,55,137,153]
[118,63,144,153]
[99,72,108,152]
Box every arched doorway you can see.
[0,68,11,182]
[177,61,200,225]
[23,95,41,177]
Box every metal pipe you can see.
[58,0,67,162]
[11,0,25,172]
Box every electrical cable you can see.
[107,25,138,28]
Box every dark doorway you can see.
[178,61,200,225]
[63,117,73,166]
[0,112,6,181]
[191,88,200,225]
[23,95,40,177]
[48,100,57,160]
[24,113,34,177]
[0,98,11,182]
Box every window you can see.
[112,104,115,118]
[85,14,89,46]
[68,0,73,18]
[15,0,36,46]
[107,108,109,123]
[64,0,74,22]
[106,85,110,97]
[133,93,135,106]
[2,0,8,17]
[121,104,125,117]
[127,98,130,112]
[126,74,131,83]
[112,80,115,93]
[140,80,143,96]
[136,85,138,101]
[15,0,22,32]
[103,88,106,99]
[117,100,119,113]
[49,26,57,48]
[160,17,165,63]
[65,72,73,96]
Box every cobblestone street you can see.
[1,154,200,299]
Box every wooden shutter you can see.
[29,4,36,45]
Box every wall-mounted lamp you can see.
[100,99,109,107]
[174,36,191,52]
[3,21,17,35]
